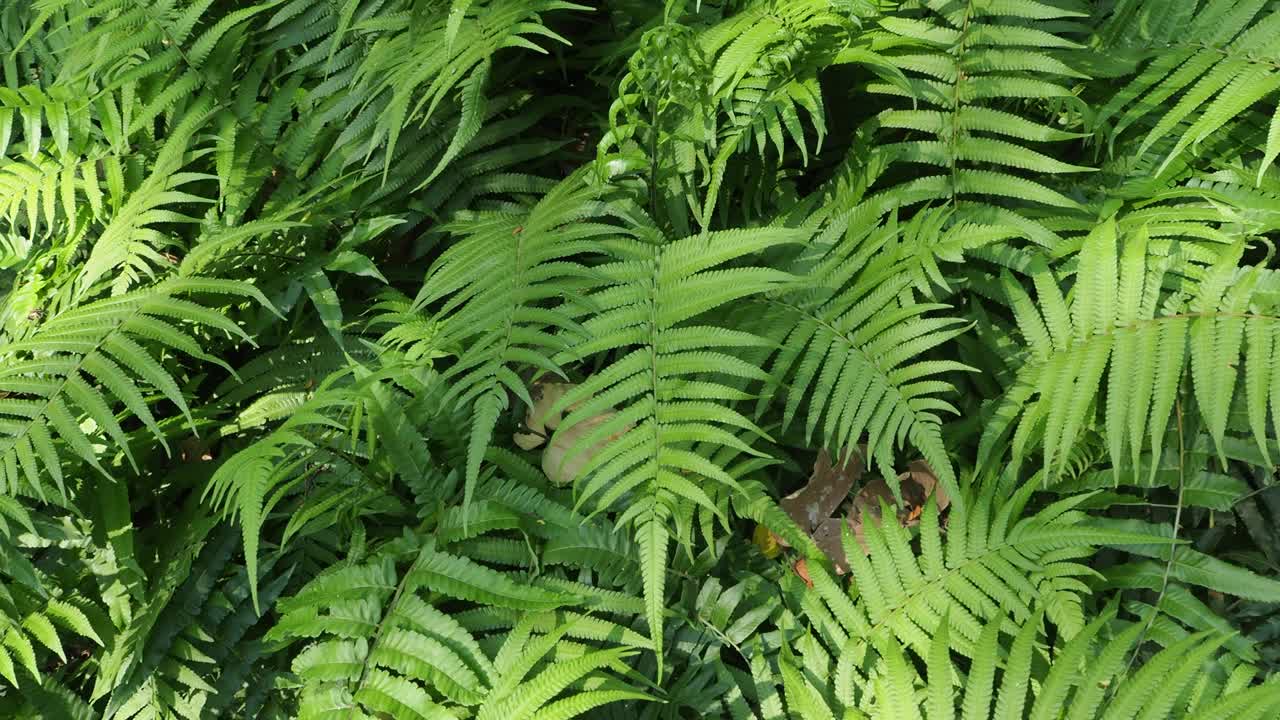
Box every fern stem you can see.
[647,87,661,223]
[947,1,975,205]
[1117,387,1187,686]
[348,541,432,719]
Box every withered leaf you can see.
[541,412,630,486]
[779,446,865,533]
[840,459,950,570]
[513,381,633,486]
[513,382,574,450]
[770,448,949,575]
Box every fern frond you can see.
[760,211,971,503]
[0,278,265,501]
[546,224,805,672]
[409,168,626,512]
[102,526,294,719]
[988,217,1280,480]
[857,0,1091,235]
[270,539,648,720]
[348,0,590,179]
[749,595,1278,719]
[0,84,98,161]
[1096,0,1280,178]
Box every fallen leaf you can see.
[793,557,813,588]
[843,458,950,565]
[849,459,950,528]
[764,448,949,573]
[513,382,574,450]
[541,412,630,486]
[779,446,866,535]
[809,517,850,571]
[753,523,781,559]
[513,381,633,486]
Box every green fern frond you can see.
[0,84,98,161]
[0,592,102,689]
[989,217,1280,480]
[0,153,106,239]
[1096,0,1280,178]
[857,0,1091,233]
[349,0,590,179]
[754,595,1278,719]
[204,368,374,612]
[547,225,804,671]
[76,96,219,297]
[103,526,294,719]
[270,539,648,720]
[409,168,626,512]
[0,277,265,502]
[760,211,971,503]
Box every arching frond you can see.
[1095,0,1280,178]
[983,216,1280,480]
[407,168,627,511]
[548,225,806,671]
[0,278,266,501]
[856,0,1092,235]
[758,210,972,504]
[772,607,1280,719]
[267,536,650,720]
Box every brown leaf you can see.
[541,412,630,486]
[779,446,865,533]
[793,558,813,588]
[766,447,949,574]
[513,381,633,486]
[513,382,574,450]
[845,459,949,557]
[810,517,852,572]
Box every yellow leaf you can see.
[752,523,780,558]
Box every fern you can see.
[758,209,972,503]
[984,216,1280,480]
[819,483,1162,652]
[548,225,804,671]
[408,168,623,512]
[3,0,1280,713]
[811,609,1280,719]
[0,84,97,161]
[0,592,101,689]
[692,488,1271,718]
[860,0,1093,230]
[0,277,266,500]
[1095,0,1280,179]
[203,371,366,611]
[99,524,294,720]
[267,537,649,719]
[0,152,103,240]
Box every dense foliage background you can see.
[3,0,1280,717]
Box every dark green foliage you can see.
[2,0,1280,717]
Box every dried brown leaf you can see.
[513,382,574,450]
[779,446,865,533]
[844,459,949,559]
[513,381,633,486]
[768,447,948,573]
[541,412,630,486]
